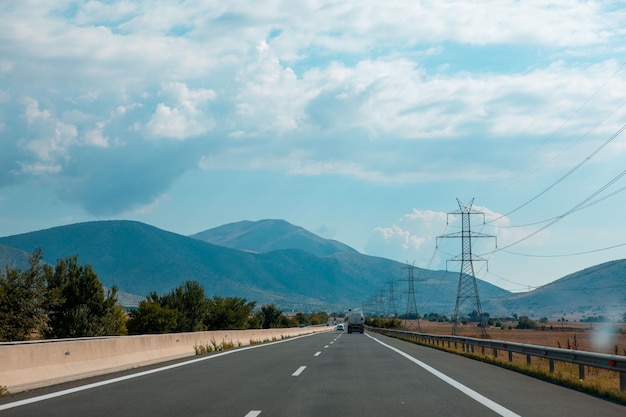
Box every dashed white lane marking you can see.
[314,351,322,357]
[292,366,307,376]
[366,334,521,417]
[245,411,262,417]
[324,345,329,348]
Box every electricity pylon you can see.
[401,262,423,332]
[437,199,496,337]
[388,280,398,318]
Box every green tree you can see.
[162,280,209,332]
[0,248,48,341]
[515,316,538,330]
[260,304,283,329]
[205,296,256,330]
[127,293,178,334]
[128,281,211,334]
[295,312,309,326]
[44,255,122,338]
[309,311,329,325]
[103,304,128,336]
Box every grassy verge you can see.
[195,334,291,354]
[193,338,240,355]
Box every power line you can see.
[474,61,626,200]
[483,270,541,292]
[486,184,626,229]
[487,121,626,225]
[502,241,626,258]
[483,150,626,255]
[508,61,626,174]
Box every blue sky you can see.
[1,1,626,292]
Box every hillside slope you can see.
[482,259,626,319]
[0,244,30,270]
[0,220,509,312]
[190,219,357,256]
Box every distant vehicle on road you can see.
[346,309,364,334]
[336,323,344,331]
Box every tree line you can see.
[0,249,329,342]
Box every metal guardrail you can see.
[371,328,626,391]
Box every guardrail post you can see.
[526,354,531,366]
[578,364,585,380]
[508,351,513,362]
[493,348,498,358]
[620,372,626,392]
[549,359,555,373]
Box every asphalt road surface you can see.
[1,330,625,416]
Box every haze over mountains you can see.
[1,219,624,319]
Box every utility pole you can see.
[437,199,496,337]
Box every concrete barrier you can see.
[0,326,333,393]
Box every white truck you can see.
[346,309,365,334]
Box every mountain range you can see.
[1,219,625,319]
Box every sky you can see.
[1,1,626,293]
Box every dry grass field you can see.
[398,320,626,402]
[404,320,626,355]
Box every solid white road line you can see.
[366,333,521,417]
[291,366,307,377]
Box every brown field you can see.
[398,320,626,402]
[404,320,626,355]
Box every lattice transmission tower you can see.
[401,263,424,332]
[437,199,496,337]
[387,280,399,318]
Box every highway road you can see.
[1,330,625,416]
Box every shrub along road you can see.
[1,331,624,416]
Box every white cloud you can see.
[83,122,109,148]
[374,224,426,250]
[146,82,216,140]
[20,98,79,165]
[364,209,447,264]
[24,97,51,124]
[363,205,547,270]
[2,0,626,260]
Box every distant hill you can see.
[0,220,509,312]
[482,259,626,319]
[190,219,357,257]
[0,244,30,270]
